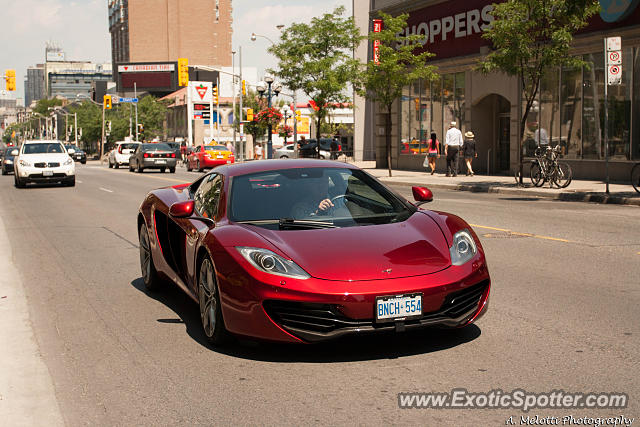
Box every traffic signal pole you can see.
[134,82,139,142]
[101,103,106,164]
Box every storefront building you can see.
[355,0,640,180]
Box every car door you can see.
[186,173,224,289]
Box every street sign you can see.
[605,37,622,86]
[608,65,622,85]
[119,97,138,103]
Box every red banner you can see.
[373,19,382,65]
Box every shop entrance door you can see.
[498,114,510,172]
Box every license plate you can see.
[156,159,166,164]
[375,293,422,322]
[42,170,53,176]
[216,155,224,159]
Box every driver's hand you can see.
[317,198,334,212]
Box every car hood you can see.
[19,153,71,163]
[248,212,451,281]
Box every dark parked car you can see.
[65,145,87,164]
[128,143,177,173]
[165,142,182,159]
[299,138,342,159]
[2,146,19,175]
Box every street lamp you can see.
[250,33,276,45]
[281,104,290,145]
[255,75,281,159]
[76,93,107,164]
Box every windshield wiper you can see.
[234,218,336,229]
[278,218,336,229]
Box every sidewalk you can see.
[351,161,640,206]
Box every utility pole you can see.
[232,51,237,152]
[74,113,78,145]
[239,46,244,161]
[134,82,139,142]
[101,102,106,164]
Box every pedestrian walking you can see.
[422,132,440,175]
[330,137,339,160]
[445,121,463,177]
[463,131,477,176]
[254,143,263,160]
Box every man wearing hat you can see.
[444,121,463,176]
[463,130,478,176]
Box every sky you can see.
[0,0,351,104]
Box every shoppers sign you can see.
[403,0,494,60]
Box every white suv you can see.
[109,141,140,168]
[14,140,75,187]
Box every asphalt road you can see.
[1,162,638,426]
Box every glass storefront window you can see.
[454,72,465,132]
[540,68,561,152]
[582,52,605,159]
[399,81,413,156]
[443,74,455,134]
[607,47,632,160]
[634,47,640,160]
[431,77,443,153]
[560,64,582,159]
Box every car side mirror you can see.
[169,201,215,226]
[412,186,433,205]
[68,148,76,154]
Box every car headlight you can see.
[449,229,477,266]
[4,159,13,164]
[236,247,310,279]
[19,159,31,167]
[63,157,73,166]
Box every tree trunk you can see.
[316,114,322,159]
[386,106,392,177]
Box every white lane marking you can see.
[76,180,83,184]
[99,187,114,193]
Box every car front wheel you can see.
[198,256,227,345]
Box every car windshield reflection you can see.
[229,167,414,229]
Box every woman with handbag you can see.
[423,132,440,175]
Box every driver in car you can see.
[290,176,347,218]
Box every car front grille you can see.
[263,280,489,342]
[34,162,60,168]
[28,173,66,178]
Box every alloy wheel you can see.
[199,258,217,339]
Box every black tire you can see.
[66,177,76,187]
[187,160,193,172]
[129,163,134,172]
[81,160,86,164]
[137,162,144,173]
[552,162,572,188]
[169,167,176,173]
[530,163,544,187]
[280,155,288,159]
[197,159,203,172]
[114,162,119,169]
[139,223,161,291]
[14,175,25,188]
[632,163,640,194]
[108,160,113,168]
[161,168,166,173]
[198,256,228,345]
[1,168,7,176]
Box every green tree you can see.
[477,0,600,182]
[33,98,63,116]
[234,90,268,146]
[359,11,438,176]
[137,95,169,139]
[269,6,362,156]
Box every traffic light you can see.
[213,86,219,104]
[178,57,189,86]
[242,80,246,96]
[103,95,112,110]
[246,108,253,121]
[5,69,15,91]
[295,110,302,122]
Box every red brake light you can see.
[118,145,123,154]
[171,153,176,158]
[143,153,149,158]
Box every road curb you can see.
[375,179,640,206]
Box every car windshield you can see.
[23,143,65,154]
[142,143,171,151]
[121,143,138,150]
[204,145,228,151]
[229,167,414,229]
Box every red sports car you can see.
[137,159,490,345]
[186,144,234,172]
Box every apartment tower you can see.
[108,0,232,67]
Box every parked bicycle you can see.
[632,162,640,193]
[529,145,572,188]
